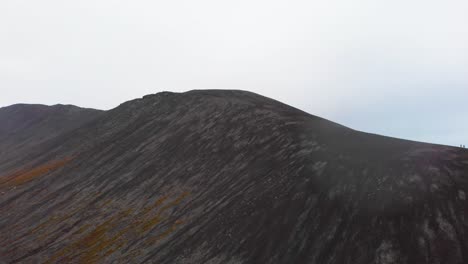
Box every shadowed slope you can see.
[0,104,103,173]
[1,90,467,264]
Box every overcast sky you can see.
[1,0,467,146]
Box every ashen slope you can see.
[1,90,468,264]
[0,104,103,173]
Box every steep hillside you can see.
[1,90,468,264]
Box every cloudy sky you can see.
[1,0,467,146]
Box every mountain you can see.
[1,90,467,264]
[0,104,103,174]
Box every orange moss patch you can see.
[0,157,73,188]
[51,215,131,263]
[143,219,185,246]
[141,195,169,215]
[47,213,126,264]
[137,192,190,235]
[45,191,190,263]
[36,212,80,243]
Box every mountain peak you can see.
[1,90,467,264]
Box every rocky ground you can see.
[1,90,467,264]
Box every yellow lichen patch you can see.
[0,157,73,188]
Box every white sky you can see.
[1,0,467,146]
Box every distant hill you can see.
[1,90,467,264]
[0,104,103,173]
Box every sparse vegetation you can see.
[0,157,73,188]
[42,192,190,263]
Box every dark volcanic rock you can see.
[0,90,467,264]
[0,104,103,173]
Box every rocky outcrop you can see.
[1,90,467,264]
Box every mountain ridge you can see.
[1,89,467,264]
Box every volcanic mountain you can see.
[1,90,467,264]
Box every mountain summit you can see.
[1,90,467,264]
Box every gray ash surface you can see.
[1,90,467,264]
